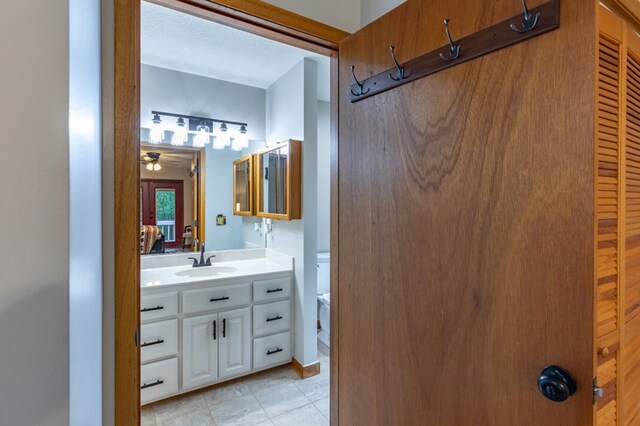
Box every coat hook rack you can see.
[511,0,540,33]
[439,19,461,61]
[389,46,409,81]
[350,65,370,97]
[349,0,559,103]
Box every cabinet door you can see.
[219,307,251,380]
[182,313,218,390]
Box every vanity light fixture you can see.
[149,113,164,144]
[171,117,188,146]
[148,111,249,151]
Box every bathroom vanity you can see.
[139,250,294,404]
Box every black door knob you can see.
[537,366,577,402]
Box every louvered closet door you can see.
[624,27,640,426]
[597,7,624,426]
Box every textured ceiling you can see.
[141,2,330,100]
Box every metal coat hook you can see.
[388,46,409,82]
[350,65,370,97]
[510,0,540,33]
[439,19,460,61]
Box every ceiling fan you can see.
[142,152,161,171]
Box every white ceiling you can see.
[141,1,330,101]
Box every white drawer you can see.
[141,357,178,405]
[141,292,178,322]
[253,300,290,337]
[253,331,291,370]
[141,319,178,363]
[253,277,292,303]
[183,283,251,314]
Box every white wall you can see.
[0,2,70,425]
[361,0,405,26]
[141,65,266,143]
[264,0,361,33]
[69,0,103,424]
[205,146,244,250]
[266,59,319,366]
[317,101,330,253]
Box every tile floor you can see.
[141,341,330,426]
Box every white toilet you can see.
[317,252,330,347]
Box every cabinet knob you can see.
[598,346,610,357]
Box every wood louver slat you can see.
[597,32,621,425]
[625,48,640,426]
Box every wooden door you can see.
[141,179,184,248]
[336,0,596,424]
[218,307,251,380]
[182,313,218,390]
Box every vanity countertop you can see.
[141,257,293,288]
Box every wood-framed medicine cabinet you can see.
[255,139,302,221]
[233,155,254,216]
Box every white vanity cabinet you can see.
[140,271,293,405]
[182,313,219,390]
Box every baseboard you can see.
[292,357,320,379]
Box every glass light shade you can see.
[231,138,243,151]
[146,162,154,171]
[149,114,164,144]
[235,131,249,149]
[171,118,188,146]
[193,125,210,148]
[213,136,226,150]
[153,163,161,171]
[214,123,231,147]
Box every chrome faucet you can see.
[188,243,216,268]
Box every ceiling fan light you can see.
[146,162,154,171]
[153,162,162,171]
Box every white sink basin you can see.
[174,266,238,278]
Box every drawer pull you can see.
[266,315,283,322]
[141,379,164,390]
[141,305,163,312]
[267,288,283,294]
[267,348,283,356]
[141,339,164,348]
[210,296,230,302]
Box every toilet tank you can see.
[317,252,330,295]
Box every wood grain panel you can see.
[338,0,595,423]
[115,0,141,423]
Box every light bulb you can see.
[149,113,164,144]
[146,163,153,171]
[153,163,161,171]
[193,125,210,148]
[171,117,188,146]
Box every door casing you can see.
[113,1,346,424]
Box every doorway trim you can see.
[114,1,345,424]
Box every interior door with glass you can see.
[141,179,184,249]
[337,0,595,424]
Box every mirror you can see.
[256,140,301,220]
[233,155,253,216]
